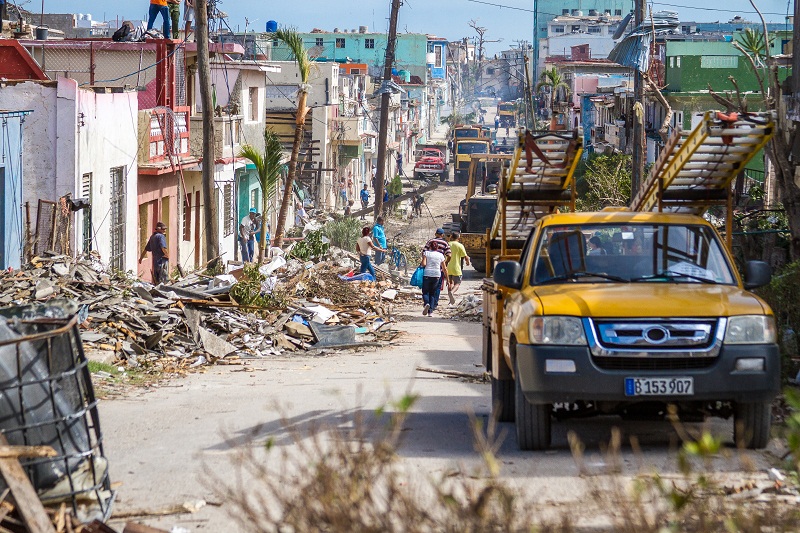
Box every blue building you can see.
[268,30,447,83]
[0,110,32,269]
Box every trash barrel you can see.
[0,301,113,521]
[35,26,49,40]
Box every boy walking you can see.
[447,232,470,304]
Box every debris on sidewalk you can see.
[0,250,416,375]
[444,294,483,321]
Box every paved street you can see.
[100,111,774,530]
[101,174,774,530]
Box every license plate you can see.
[624,377,694,396]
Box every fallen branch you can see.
[416,366,487,380]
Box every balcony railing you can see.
[139,106,191,165]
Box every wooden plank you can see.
[0,445,57,459]
[0,436,56,533]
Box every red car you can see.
[414,149,449,182]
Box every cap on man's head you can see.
[156,221,167,229]
[249,207,257,213]
[435,228,444,235]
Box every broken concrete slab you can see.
[198,327,238,359]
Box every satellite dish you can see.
[612,12,633,40]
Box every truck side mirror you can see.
[493,261,523,289]
[744,260,771,290]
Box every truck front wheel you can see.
[734,401,771,449]
[514,354,551,450]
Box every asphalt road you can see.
[101,268,774,532]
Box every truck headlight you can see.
[529,317,586,345]
[724,315,776,344]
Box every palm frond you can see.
[272,27,312,84]
[262,129,284,201]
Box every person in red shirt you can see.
[146,0,171,38]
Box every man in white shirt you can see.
[239,208,261,262]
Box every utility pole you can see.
[631,0,646,196]
[195,0,220,268]
[374,0,402,220]
[792,0,800,160]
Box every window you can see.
[81,173,92,254]
[223,184,233,236]
[676,56,681,68]
[250,188,260,210]
[109,166,126,272]
[434,44,443,67]
[701,56,738,68]
[552,25,565,33]
[486,68,495,75]
[365,38,375,49]
[669,56,674,68]
[248,87,259,122]
[571,25,581,32]
[615,9,622,15]
[562,8,569,14]
[336,38,345,48]
[315,37,323,47]
[588,26,601,34]
[183,194,191,241]
[223,119,241,146]
[681,25,692,34]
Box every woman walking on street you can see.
[421,248,448,316]
[356,226,386,279]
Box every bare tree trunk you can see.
[767,64,800,260]
[195,0,219,269]
[273,94,307,249]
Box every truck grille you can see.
[584,318,725,360]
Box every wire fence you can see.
[24,41,159,89]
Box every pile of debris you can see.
[444,294,483,321]
[0,252,415,373]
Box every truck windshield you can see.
[457,143,489,154]
[499,104,514,112]
[531,223,736,285]
[455,129,479,138]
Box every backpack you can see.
[112,21,134,42]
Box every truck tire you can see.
[470,252,486,273]
[514,352,551,450]
[492,377,515,422]
[734,401,771,449]
[415,172,423,180]
[440,171,447,183]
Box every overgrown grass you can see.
[208,394,800,532]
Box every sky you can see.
[56,0,793,55]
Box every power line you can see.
[649,1,788,16]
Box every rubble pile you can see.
[0,252,415,373]
[444,294,483,321]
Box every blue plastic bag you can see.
[410,266,424,288]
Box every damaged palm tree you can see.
[536,67,570,130]
[240,129,284,262]
[270,27,313,249]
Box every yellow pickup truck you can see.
[483,210,779,450]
